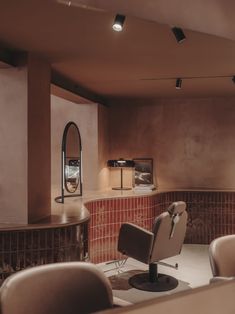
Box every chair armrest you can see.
[118,223,154,264]
[113,296,132,307]
[210,276,235,284]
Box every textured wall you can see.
[0,67,28,223]
[51,95,100,201]
[28,55,51,222]
[97,104,110,189]
[0,56,51,224]
[109,97,235,190]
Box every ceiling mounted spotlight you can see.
[176,78,182,89]
[172,27,186,43]
[112,14,126,32]
[232,76,235,83]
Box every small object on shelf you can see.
[134,184,156,193]
[107,158,135,190]
[133,158,153,186]
[133,158,156,192]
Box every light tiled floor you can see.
[98,244,212,303]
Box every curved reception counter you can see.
[0,204,90,280]
[0,189,235,279]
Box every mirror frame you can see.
[55,121,82,203]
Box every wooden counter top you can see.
[0,189,159,231]
[1,187,235,231]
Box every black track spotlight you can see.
[112,14,126,32]
[172,27,186,43]
[232,76,235,83]
[176,78,182,89]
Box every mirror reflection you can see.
[65,159,80,193]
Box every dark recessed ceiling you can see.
[0,0,235,103]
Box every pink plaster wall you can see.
[27,55,51,222]
[0,67,28,223]
[109,97,235,190]
[0,56,51,224]
[98,104,110,189]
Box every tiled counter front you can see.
[85,194,166,263]
[0,224,88,280]
[169,191,235,244]
[85,191,235,264]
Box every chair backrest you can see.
[209,235,235,277]
[0,262,113,314]
[150,201,187,263]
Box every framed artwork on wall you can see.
[133,158,153,186]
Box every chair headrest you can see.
[167,201,186,216]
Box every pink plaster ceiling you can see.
[0,0,235,102]
[69,0,235,41]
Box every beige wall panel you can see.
[98,104,110,190]
[0,67,28,223]
[27,55,51,222]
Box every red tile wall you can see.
[0,224,88,280]
[86,193,167,263]
[85,191,235,264]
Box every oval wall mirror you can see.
[55,121,82,203]
[63,122,81,193]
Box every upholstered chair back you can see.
[150,201,187,263]
[0,262,113,314]
[209,235,235,277]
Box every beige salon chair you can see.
[0,262,130,314]
[118,201,187,292]
[209,235,235,283]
